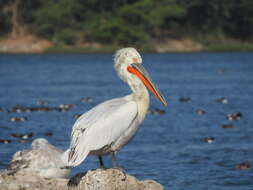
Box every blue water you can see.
[0,53,253,189]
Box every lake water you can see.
[0,53,253,190]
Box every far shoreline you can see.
[1,35,253,54]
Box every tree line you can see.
[0,0,252,46]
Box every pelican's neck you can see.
[129,81,150,122]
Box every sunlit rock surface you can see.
[0,168,163,190]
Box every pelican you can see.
[62,47,167,168]
[8,138,71,178]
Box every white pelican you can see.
[8,138,71,178]
[62,47,167,168]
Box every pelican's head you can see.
[114,47,167,106]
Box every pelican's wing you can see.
[62,97,137,166]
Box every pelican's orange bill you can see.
[127,64,167,106]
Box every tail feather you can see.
[61,149,70,166]
[61,148,89,167]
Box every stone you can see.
[0,168,164,190]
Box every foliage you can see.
[0,0,253,46]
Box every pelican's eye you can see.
[132,58,139,63]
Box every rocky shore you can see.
[0,35,53,53]
[0,168,163,190]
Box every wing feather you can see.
[62,97,137,166]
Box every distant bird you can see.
[36,100,48,105]
[216,97,228,104]
[148,108,166,115]
[222,124,235,129]
[179,97,191,102]
[202,137,215,144]
[62,48,167,168]
[0,139,11,144]
[8,138,70,178]
[10,116,27,122]
[196,109,206,115]
[11,132,34,139]
[80,97,93,103]
[226,112,242,121]
[236,161,251,170]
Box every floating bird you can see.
[236,161,251,170]
[217,68,227,74]
[44,131,53,136]
[216,97,228,104]
[196,109,206,115]
[8,138,70,178]
[36,100,48,105]
[62,48,167,168]
[202,137,215,144]
[10,104,75,113]
[179,97,191,102]
[10,104,31,113]
[222,124,235,129]
[0,139,11,144]
[226,112,242,121]
[80,97,93,103]
[11,132,34,139]
[147,108,166,115]
[10,116,27,122]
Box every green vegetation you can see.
[0,0,253,52]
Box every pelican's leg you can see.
[111,152,126,179]
[111,152,118,168]
[98,156,106,169]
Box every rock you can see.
[0,168,163,190]
[0,171,67,190]
[68,169,163,190]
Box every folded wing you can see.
[62,97,137,167]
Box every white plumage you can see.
[62,97,137,166]
[8,138,71,178]
[62,47,167,168]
